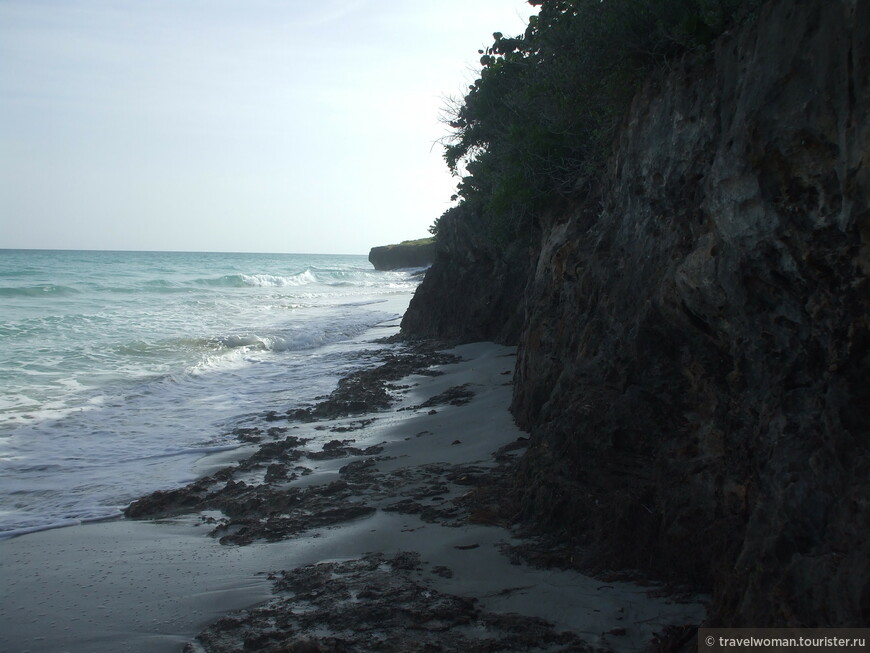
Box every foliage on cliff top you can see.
[376,238,435,250]
[430,0,763,244]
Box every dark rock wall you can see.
[402,0,869,626]
[400,208,529,344]
[514,0,869,626]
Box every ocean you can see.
[0,249,420,538]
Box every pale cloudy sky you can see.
[0,1,533,254]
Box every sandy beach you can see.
[0,333,707,652]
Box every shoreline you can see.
[0,327,707,652]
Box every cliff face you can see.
[400,209,529,344]
[513,0,869,626]
[402,0,869,627]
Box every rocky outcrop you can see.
[403,0,869,628]
[400,208,529,344]
[368,240,436,270]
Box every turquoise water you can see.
[0,249,420,537]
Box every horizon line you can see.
[0,247,371,257]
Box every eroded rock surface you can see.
[402,0,869,627]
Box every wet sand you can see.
[0,340,707,652]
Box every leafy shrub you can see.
[435,0,764,246]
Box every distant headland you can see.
[368,238,435,270]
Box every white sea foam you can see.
[241,270,318,286]
[0,250,420,537]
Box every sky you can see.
[0,1,534,255]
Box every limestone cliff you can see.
[403,0,869,627]
[368,240,436,271]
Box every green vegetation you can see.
[382,238,436,249]
[431,0,763,245]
